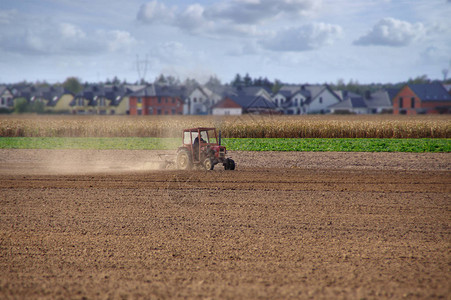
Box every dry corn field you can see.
[0,114,450,138]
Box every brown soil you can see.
[0,150,450,299]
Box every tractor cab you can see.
[176,127,235,170]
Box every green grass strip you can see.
[0,137,180,150]
[0,137,449,152]
[222,138,451,153]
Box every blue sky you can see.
[0,0,450,84]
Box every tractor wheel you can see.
[202,157,214,170]
[229,159,235,170]
[224,158,235,170]
[176,150,192,170]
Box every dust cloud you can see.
[0,149,176,175]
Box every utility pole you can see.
[136,54,149,84]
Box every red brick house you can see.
[129,85,184,115]
[393,82,451,115]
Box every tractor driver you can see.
[193,135,205,160]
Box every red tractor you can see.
[176,127,235,170]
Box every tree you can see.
[336,78,346,90]
[13,98,44,114]
[63,77,82,94]
[262,77,272,88]
[272,79,282,94]
[205,75,221,90]
[112,76,121,85]
[155,74,168,86]
[243,73,252,87]
[183,78,200,90]
[30,100,45,113]
[166,75,180,86]
[231,73,243,87]
[407,75,430,84]
[442,69,449,81]
[14,98,29,113]
[253,77,264,87]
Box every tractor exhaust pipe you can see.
[219,130,222,146]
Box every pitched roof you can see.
[329,97,367,109]
[130,84,186,99]
[365,90,393,108]
[279,85,302,94]
[0,86,7,95]
[226,94,276,110]
[17,86,69,106]
[238,86,263,96]
[303,85,326,99]
[213,97,242,109]
[335,90,360,101]
[130,85,156,97]
[104,85,129,106]
[407,82,451,101]
[386,88,400,102]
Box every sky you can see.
[0,0,450,85]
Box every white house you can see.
[184,86,225,115]
[0,87,13,109]
[283,90,309,114]
[272,85,301,108]
[212,97,242,115]
[302,85,342,114]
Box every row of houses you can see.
[1,82,450,115]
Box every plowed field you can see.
[1,150,450,299]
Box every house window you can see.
[158,98,161,104]
[171,109,176,115]
[138,97,142,103]
[148,107,153,115]
[172,98,175,104]
[137,109,142,115]
[157,109,162,115]
[78,98,83,106]
[411,97,415,108]
[319,97,323,104]
[399,97,403,108]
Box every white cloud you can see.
[137,0,319,37]
[136,0,175,24]
[104,30,137,52]
[205,0,319,24]
[175,4,213,33]
[354,17,426,47]
[261,23,343,51]
[0,15,136,56]
[60,23,86,40]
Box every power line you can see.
[136,54,149,83]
